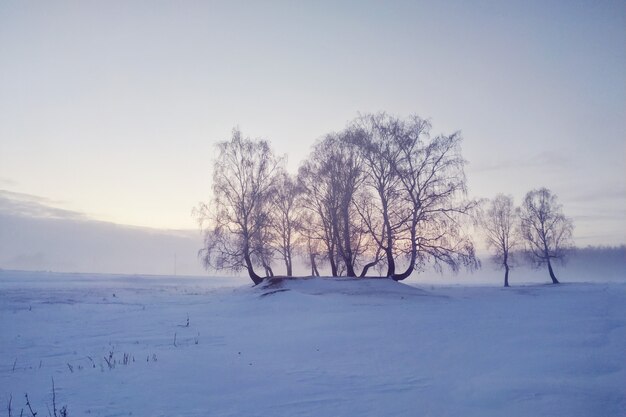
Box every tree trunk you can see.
[310,253,320,276]
[345,261,356,277]
[392,245,416,281]
[244,253,263,285]
[359,259,379,277]
[504,264,510,287]
[392,214,417,281]
[263,264,274,278]
[385,247,395,277]
[547,259,559,284]
[285,251,293,277]
[382,201,395,277]
[392,261,414,281]
[340,205,356,277]
[329,252,338,277]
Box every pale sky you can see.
[1,0,625,247]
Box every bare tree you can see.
[351,113,477,280]
[519,187,574,284]
[297,211,322,276]
[196,128,282,285]
[351,113,409,277]
[330,134,368,277]
[270,172,302,276]
[479,194,520,287]
[393,122,477,280]
[298,133,371,277]
[298,145,341,276]
[253,208,276,278]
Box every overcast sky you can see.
[1,0,624,252]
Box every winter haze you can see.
[1,1,625,276]
[1,2,626,417]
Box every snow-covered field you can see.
[1,270,625,417]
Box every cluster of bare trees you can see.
[196,114,575,287]
[478,188,574,287]
[197,113,478,285]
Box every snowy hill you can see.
[1,271,624,416]
[254,276,431,298]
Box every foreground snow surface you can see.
[1,271,625,417]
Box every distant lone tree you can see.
[196,129,282,285]
[519,188,574,284]
[478,194,520,287]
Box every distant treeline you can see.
[568,245,626,256]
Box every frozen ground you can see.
[1,270,625,417]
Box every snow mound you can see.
[256,276,431,298]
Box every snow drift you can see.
[1,271,624,416]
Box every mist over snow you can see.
[0,1,624,415]
[408,246,626,286]
[0,190,204,276]
[2,187,625,282]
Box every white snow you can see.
[1,270,625,416]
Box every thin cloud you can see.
[565,186,626,203]
[573,213,626,222]
[0,209,205,275]
[0,190,86,220]
[471,151,571,173]
[0,177,17,187]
